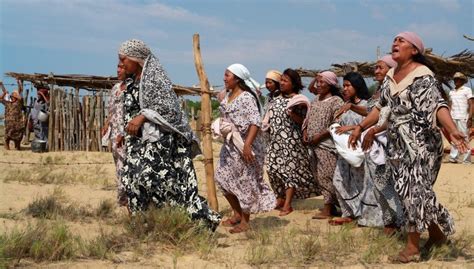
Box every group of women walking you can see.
[105,32,468,263]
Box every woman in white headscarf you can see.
[118,39,221,230]
[214,63,276,233]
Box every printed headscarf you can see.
[119,39,196,143]
[118,39,152,67]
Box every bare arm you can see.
[348,107,380,149]
[242,124,259,163]
[468,98,474,129]
[437,106,468,153]
[17,80,23,95]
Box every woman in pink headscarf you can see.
[303,71,344,219]
[349,32,468,262]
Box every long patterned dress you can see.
[332,100,384,227]
[1,99,24,142]
[215,91,276,214]
[306,95,344,205]
[121,76,221,230]
[106,83,127,205]
[377,66,454,235]
[365,88,404,227]
[266,95,318,199]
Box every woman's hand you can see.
[335,125,355,135]
[361,127,376,151]
[116,135,124,148]
[310,133,322,146]
[242,142,255,163]
[348,125,362,149]
[126,114,146,136]
[449,131,469,153]
[101,121,109,137]
[335,103,352,117]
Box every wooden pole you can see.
[192,34,218,211]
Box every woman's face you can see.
[119,55,141,76]
[374,61,390,83]
[280,74,293,94]
[342,80,357,102]
[316,76,330,96]
[224,70,239,90]
[117,63,127,81]
[391,37,418,63]
[265,78,278,92]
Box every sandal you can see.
[279,207,293,216]
[390,251,420,263]
[229,225,250,234]
[328,217,353,226]
[221,218,241,227]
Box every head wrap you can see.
[119,39,197,149]
[227,63,261,90]
[319,71,338,86]
[395,31,425,55]
[379,55,397,68]
[265,70,282,83]
[453,72,468,81]
[38,88,50,102]
[118,39,152,67]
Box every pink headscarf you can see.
[379,55,397,68]
[396,31,425,55]
[319,71,338,86]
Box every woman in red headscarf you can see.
[349,32,467,262]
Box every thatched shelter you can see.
[5,72,218,96]
[296,49,474,87]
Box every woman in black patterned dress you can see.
[266,68,318,216]
[118,39,221,230]
[349,32,467,262]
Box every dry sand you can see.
[0,138,473,268]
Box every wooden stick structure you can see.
[193,33,219,211]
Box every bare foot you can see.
[279,207,293,216]
[229,223,250,234]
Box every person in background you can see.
[0,79,25,150]
[214,63,276,233]
[349,32,467,263]
[361,55,404,235]
[448,72,473,164]
[330,72,383,227]
[29,85,50,142]
[101,62,128,206]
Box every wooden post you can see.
[192,34,218,211]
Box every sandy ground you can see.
[0,136,473,268]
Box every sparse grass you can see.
[425,230,474,262]
[123,206,217,254]
[24,189,117,222]
[0,221,81,266]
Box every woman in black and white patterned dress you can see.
[349,32,467,262]
[266,69,318,216]
[118,39,221,230]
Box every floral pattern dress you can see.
[215,91,276,213]
[121,77,221,230]
[266,96,318,199]
[332,100,384,227]
[377,67,454,235]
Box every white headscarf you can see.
[227,63,261,91]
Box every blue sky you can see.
[0,0,473,115]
